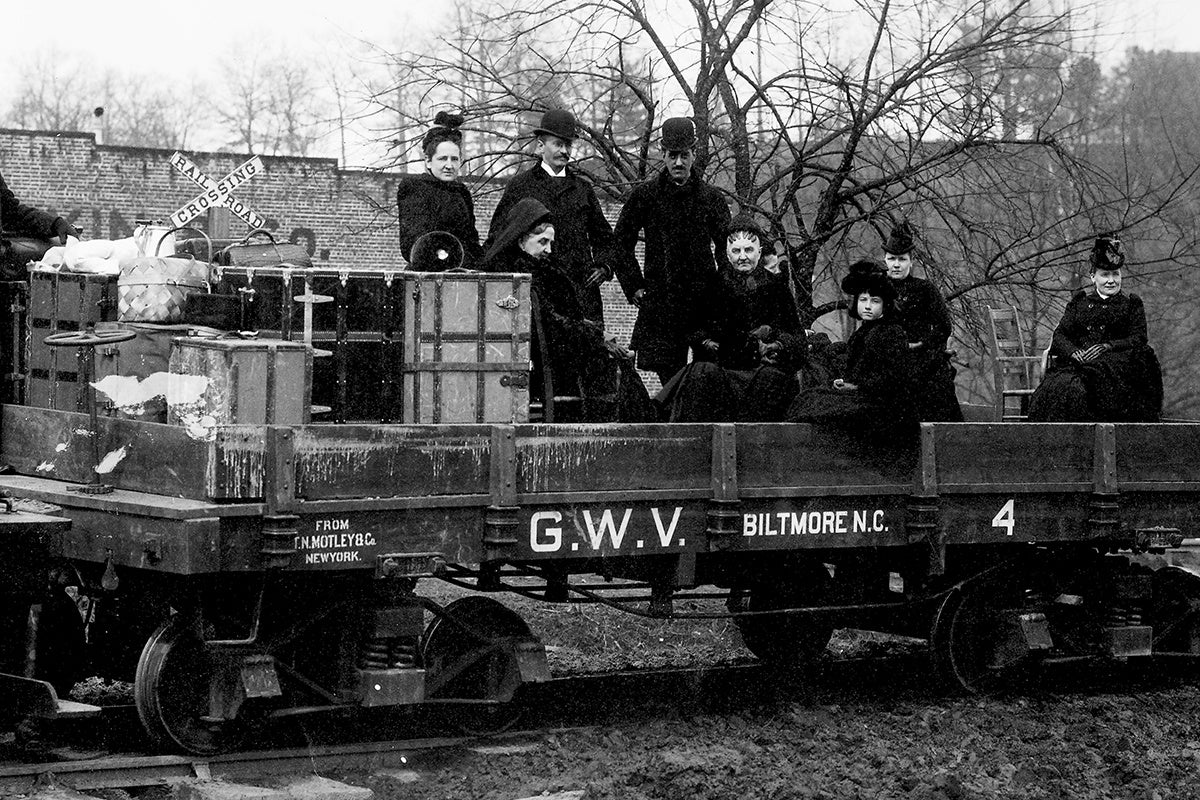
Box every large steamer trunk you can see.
[401,271,531,424]
[210,267,532,424]
[212,265,403,422]
[168,337,312,426]
[25,267,118,411]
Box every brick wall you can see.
[0,129,648,386]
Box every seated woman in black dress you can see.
[395,112,484,269]
[882,222,963,421]
[1028,235,1162,422]
[658,216,805,422]
[787,266,916,442]
[484,198,653,422]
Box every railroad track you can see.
[24,646,1175,797]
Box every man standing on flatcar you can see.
[485,108,615,326]
[610,117,731,384]
[1,171,77,279]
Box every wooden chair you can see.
[987,305,1044,422]
[528,293,584,423]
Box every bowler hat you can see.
[532,108,577,141]
[882,222,916,255]
[661,117,697,150]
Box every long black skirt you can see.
[657,361,798,423]
[1028,347,1162,423]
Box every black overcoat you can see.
[0,172,57,238]
[694,266,801,370]
[891,274,962,421]
[485,165,613,324]
[611,168,730,373]
[787,318,916,442]
[396,172,483,269]
[1029,289,1161,422]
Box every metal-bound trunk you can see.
[401,271,531,424]
[167,338,312,426]
[210,265,404,422]
[25,267,118,411]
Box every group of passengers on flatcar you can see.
[338,107,1146,428]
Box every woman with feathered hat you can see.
[882,222,963,422]
[786,263,916,441]
[1028,236,1162,422]
[395,111,484,270]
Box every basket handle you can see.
[155,226,213,261]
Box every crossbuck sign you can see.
[168,151,268,230]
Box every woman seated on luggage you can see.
[787,262,916,442]
[395,112,484,270]
[658,216,805,422]
[881,222,963,422]
[1028,235,1162,422]
[483,198,653,422]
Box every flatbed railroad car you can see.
[4,393,1200,754]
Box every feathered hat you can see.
[1089,235,1125,272]
[882,221,917,256]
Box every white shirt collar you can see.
[540,162,567,179]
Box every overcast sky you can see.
[2,0,1198,166]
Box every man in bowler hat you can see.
[485,108,615,325]
[611,117,731,383]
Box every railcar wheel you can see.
[421,596,530,734]
[729,562,834,667]
[1149,567,1200,655]
[135,616,243,755]
[930,580,1030,695]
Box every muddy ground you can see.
[365,590,1199,800]
[72,587,1200,799]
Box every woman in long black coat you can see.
[881,223,963,422]
[787,268,916,442]
[1028,236,1162,422]
[484,198,653,422]
[658,218,804,422]
[395,112,484,270]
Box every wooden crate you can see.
[25,267,118,411]
[210,265,404,422]
[401,271,531,424]
[168,337,312,426]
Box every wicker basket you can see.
[118,227,211,323]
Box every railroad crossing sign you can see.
[168,151,268,230]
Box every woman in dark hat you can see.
[395,111,483,269]
[787,268,916,440]
[658,216,804,422]
[882,222,963,422]
[484,198,653,422]
[1028,236,1162,422]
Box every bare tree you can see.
[374,0,1200,411]
[5,50,92,132]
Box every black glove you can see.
[52,217,77,243]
